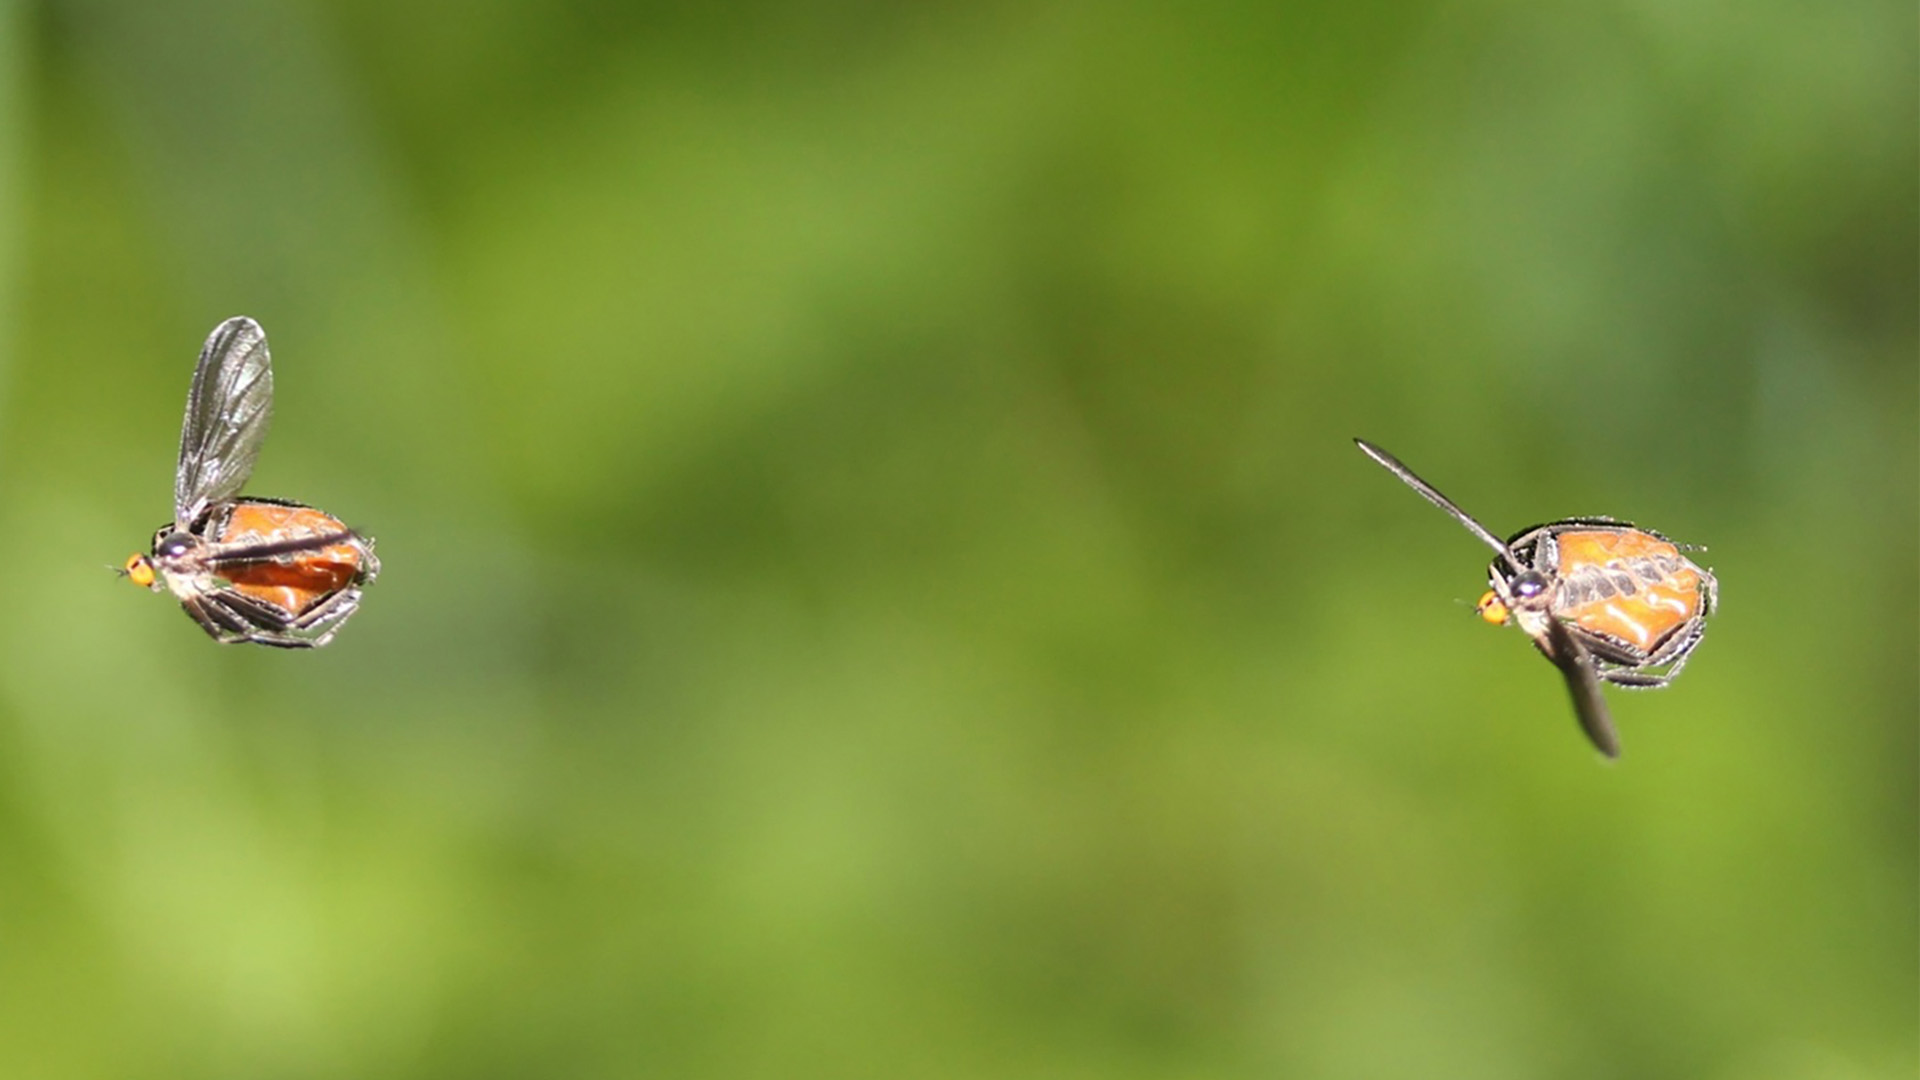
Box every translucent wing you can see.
[174,317,273,525]
[1540,617,1621,758]
[1354,439,1524,575]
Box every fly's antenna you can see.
[1354,438,1525,576]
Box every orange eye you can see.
[125,555,156,589]
[1476,590,1509,625]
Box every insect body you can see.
[1355,439,1716,757]
[122,317,378,647]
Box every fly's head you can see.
[121,553,162,591]
[152,530,196,560]
[1478,566,1555,637]
[124,529,200,592]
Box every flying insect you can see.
[122,317,378,647]
[1355,438,1715,757]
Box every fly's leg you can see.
[1694,566,1718,617]
[1599,669,1677,690]
[181,594,259,643]
[1596,618,1706,689]
[194,586,363,648]
[276,586,366,647]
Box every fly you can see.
[121,317,379,647]
[1355,438,1716,758]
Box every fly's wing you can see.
[174,317,273,526]
[1353,439,1524,575]
[1540,617,1621,758]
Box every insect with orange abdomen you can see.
[121,317,379,647]
[1355,439,1716,758]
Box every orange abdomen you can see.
[217,501,368,616]
[1552,530,1704,653]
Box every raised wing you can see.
[174,317,273,525]
[1541,616,1621,758]
[1354,439,1524,575]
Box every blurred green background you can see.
[0,1,1912,1077]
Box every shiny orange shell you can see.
[1549,529,1705,654]
[216,501,369,616]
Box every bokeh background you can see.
[0,1,1912,1077]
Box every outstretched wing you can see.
[1540,617,1621,758]
[175,317,273,525]
[1353,439,1524,575]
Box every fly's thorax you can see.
[1503,526,1557,576]
[1512,606,1555,639]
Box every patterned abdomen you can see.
[1551,530,1706,655]
[216,500,370,616]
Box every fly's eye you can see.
[1511,571,1549,600]
[155,532,194,558]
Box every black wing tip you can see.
[1541,618,1624,761]
[214,314,264,333]
[1590,733,1622,760]
[1574,692,1624,760]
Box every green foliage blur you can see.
[0,1,1911,1077]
